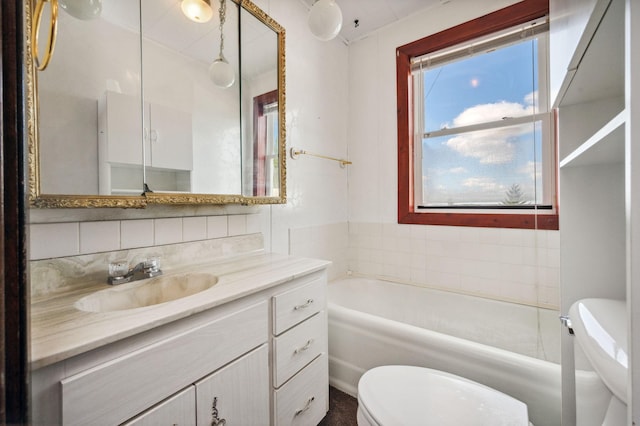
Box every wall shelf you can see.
[553,0,623,108]
[559,109,627,168]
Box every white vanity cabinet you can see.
[122,346,270,426]
[98,91,193,195]
[31,267,329,426]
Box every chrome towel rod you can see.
[289,147,352,167]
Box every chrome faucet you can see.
[108,258,163,285]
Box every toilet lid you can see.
[358,366,528,426]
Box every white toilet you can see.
[356,298,629,426]
[356,365,529,426]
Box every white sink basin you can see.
[75,272,219,312]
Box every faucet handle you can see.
[142,257,162,277]
[108,261,132,285]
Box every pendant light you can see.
[308,0,343,41]
[181,0,214,23]
[208,0,235,88]
[59,0,102,20]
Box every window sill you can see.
[398,211,559,230]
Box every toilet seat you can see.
[357,365,529,426]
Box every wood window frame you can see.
[252,90,278,197]
[396,0,558,230]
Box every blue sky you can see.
[420,39,543,206]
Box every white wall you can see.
[346,0,561,308]
[259,0,350,256]
[30,0,561,308]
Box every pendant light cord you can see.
[218,0,227,60]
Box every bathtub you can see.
[327,277,564,426]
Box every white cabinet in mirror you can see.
[27,0,286,208]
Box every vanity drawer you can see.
[274,353,328,426]
[272,277,326,335]
[273,312,326,388]
[61,301,268,426]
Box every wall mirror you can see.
[26,0,286,208]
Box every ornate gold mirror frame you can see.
[26,0,286,208]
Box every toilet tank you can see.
[569,298,628,424]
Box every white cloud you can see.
[462,177,505,192]
[445,128,516,164]
[524,91,538,107]
[443,93,537,164]
[449,167,467,174]
[452,101,533,127]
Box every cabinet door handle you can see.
[294,339,314,354]
[293,299,314,310]
[294,396,315,416]
[211,397,226,426]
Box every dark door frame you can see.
[1,1,30,424]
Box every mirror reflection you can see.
[29,0,285,207]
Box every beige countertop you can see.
[30,252,330,370]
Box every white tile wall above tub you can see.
[79,221,121,254]
[121,219,154,249]
[289,222,348,280]
[30,222,80,260]
[154,218,183,245]
[348,222,561,309]
[207,216,228,239]
[183,216,207,242]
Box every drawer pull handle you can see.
[294,339,314,354]
[294,396,315,416]
[294,299,314,310]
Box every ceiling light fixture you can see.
[208,0,235,88]
[181,0,214,23]
[308,0,343,41]
[59,0,102,20]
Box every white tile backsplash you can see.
[30,222,80,259]
[228,215,247,236]
[79,221,121,254]
[207,216,228,239]
[154,218,183,245]
[121,219,154,249]
[29,215,256,260]
[182,216,207,242]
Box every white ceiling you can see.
[298,0,451,43]
[96,0,451,75]
[100,0,276,77]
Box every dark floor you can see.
[318,386,358,426]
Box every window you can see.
[397,0,558,229]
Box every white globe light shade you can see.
[209,59,235,88]
[308,0,343,41]
[59,0,102,20]
[181,0,213,23]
